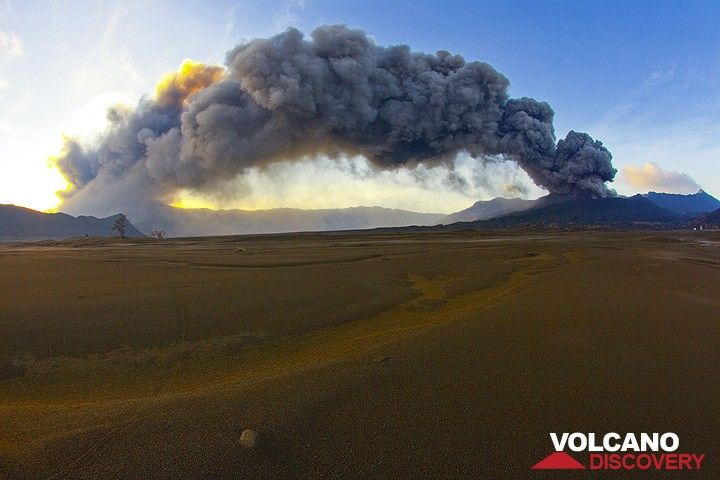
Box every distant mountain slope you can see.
[643,190,720,215]
[133,203,444,237]
[450,194,681,229]
[440,197,535,224]
[0,205,145,241]
[687,207,720,230]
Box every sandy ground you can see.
[0,231,719,478]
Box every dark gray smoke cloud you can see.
[56,24,616,216]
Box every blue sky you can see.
[0,0,718,212]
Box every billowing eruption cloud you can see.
[55,25,616,216]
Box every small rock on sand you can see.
[240,429,258,449]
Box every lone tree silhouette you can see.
[112,216,129,238]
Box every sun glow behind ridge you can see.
[0,132,68,212]
[0,160,68,212]
[169,192,220,210]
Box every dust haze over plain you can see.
[54,25,617,220]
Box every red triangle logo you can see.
[531,452,586,470]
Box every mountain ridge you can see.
[642,190,720,215]
[687,207,720,230]
[130,202,445,237]
[0,205,145,241]
[440,194,682,230]
[440,197,535,224]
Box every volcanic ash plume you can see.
[54,25,616,215]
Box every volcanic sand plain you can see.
[0,230,719,478]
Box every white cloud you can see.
[273,0,310,29]
[643,62,678,88]
[0,1,16,23]
[620,162,700,194]
[0,28,24,92]
[0,28,24,59]
[100,51,145,87]
[592,117,720,196]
